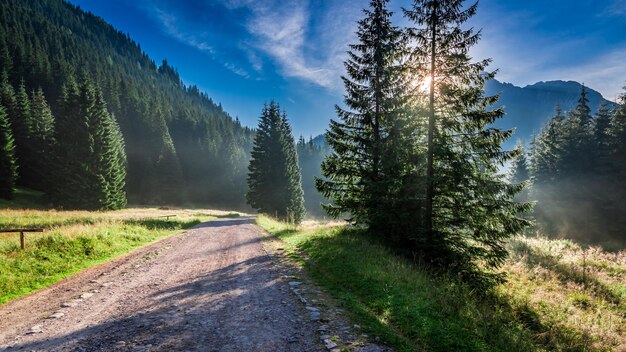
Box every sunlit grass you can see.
[258,215,626,351]
[0,207,231,305]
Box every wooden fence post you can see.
[20,231,25,250]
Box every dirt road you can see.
[0,217,332,351]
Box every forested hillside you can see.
[486,79,615,148]
[0,0,254,208]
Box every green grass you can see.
[0,208,221,305]
[258,215,626,352]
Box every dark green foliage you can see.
[50,75,126,210]
[529,85,626,245]
[153,129,184,205]
[404,0,530,280]
[11,81,35,187]
[316,0,530,283]
[26,88,55,191]
[0,104,17,199]
[509,145,530,203]
[316,0,416,240]
[247,102,305,223]
[0,0,254,208]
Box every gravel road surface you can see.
[0,217,329,351]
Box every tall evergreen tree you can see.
[153,126,184,204]
[0,104,17,199]
[606,86,626,238]
[51,74,126,210]
[12,81,35,186]
[405,0,530,278]
[247,101,305,223]
[90,89,127,210]
[560,85,593,177]
[27,88,55,191]
[316,0,413,237]
[280,112,306,223]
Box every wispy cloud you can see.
[218,0,360,90]
[234,1,334,88]
[541,48,626,101]
[142,0,357,88]
[154,8,215,55]
[150,6,251,78]
[602,0,626,18]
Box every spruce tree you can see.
[51,74,90,208]
[0,104,17,199]
[27,88,55,191]
[316,0,412,236]
[247,101,305,223]
[560,85,593,177]
[12,81,35,187]
[607,86,626,238]
[280,112,305,223]
[90,88,127,210]
[530,106,566,187]
[405,0,530,278]
[153,127,184,204]
[510,145,529,184]
[52,73,126,210]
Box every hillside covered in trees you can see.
[0,0,254,208]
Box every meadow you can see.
[258,215,626,352]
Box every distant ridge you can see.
[311,79,617,150]
[485,79,616,147]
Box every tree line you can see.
[0,0,254,209]
[513,86,626,247]
[315,0,531,285]
[0,72,126,209]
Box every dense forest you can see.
[0,0,254,208]
[514,86,626,247]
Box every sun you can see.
[411,75,432,92]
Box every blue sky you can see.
[67,0,626,137]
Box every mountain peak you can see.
[485,79,616,148]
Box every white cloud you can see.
[220,0,360,90]
[154,8,215,55]
[244,1,334,87]
[152,7,251,78]
[541,48,626,101]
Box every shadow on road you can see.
[9,220,319,352]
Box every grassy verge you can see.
[257,215,625,352]
[0,207,242,305]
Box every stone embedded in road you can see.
[310,311,320,321]
[288,281,302,287]
[323,338,338,349]
[26,325,43,334]
[47,312,65,319]
[305,306,319,312]
[80,292,94,299]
